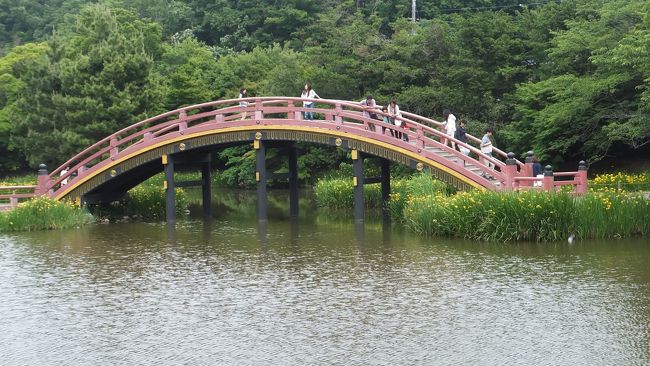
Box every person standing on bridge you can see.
[388,100,406,141]
[301,83,320,120]
[481,127,495,179]
[455,119,470,156]
[360,95,378,131]
[381,106,395,137]
[442,109,457,149]
[239,88,248,120]
[532,155,543,187]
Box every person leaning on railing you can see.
[480,127,495,179]
[301,83,320,120]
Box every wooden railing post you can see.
[110,137,119,158]
[335,103,342,125]
[255,98,263,122]
[179,110,187,132]
[36,164,49,196]
[576,160,588,195]
[416,125,425,149]
[503,152,517,190]
[287,101,297,120]
[542,165,554,191]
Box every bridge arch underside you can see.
[60,127,483,204]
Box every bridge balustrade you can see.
[2,97,587,209]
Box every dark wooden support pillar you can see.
[380,158,391,220]
[164,154,176,223]
[255,139,268,222]
[202,159,212,218]
[288,145,299,217]
[352,149,364,223]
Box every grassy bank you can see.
[0,197,93,232]
[315,174,650,242]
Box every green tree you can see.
[11,4,167,167]
[158,35,219,109]
[502,0,650,164]
[0,42,48,171]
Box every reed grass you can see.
[315,173,650,242]
[314,177,382,209]
[590,172,650,192]
[93,185,189,221]
[574,191,650,238]
[0,197,93,232]
[401,189,650,242]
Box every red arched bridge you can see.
[0,97,588,221]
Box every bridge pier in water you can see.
[164,152,213,223]
[352,150,391,223]
[255,140,300,222]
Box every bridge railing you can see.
[43,97,536,197]
[0,185,37,210]
[511,162,588,194]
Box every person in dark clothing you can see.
[454,120,469,155]
[532,156,543,176]
[532,155,543,187]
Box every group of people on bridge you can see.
[237,83,545,181]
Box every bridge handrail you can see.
[0,185,37,207]
[45,97,525,195]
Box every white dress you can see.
[444,113,457,136]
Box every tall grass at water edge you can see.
[92,186,189,221]
[590,172,650,192]
[314,177,382,209]
[0,197,93,232]
[399,188,650,242]
[315,174,650,242]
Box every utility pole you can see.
[411,0,416,22]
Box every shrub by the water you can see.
[314,177,382,209]
[94,186,189,221]
[0,197,93,232]
[388,174,451,220]
[402,190,575,242]
[400,189,650,242]
[590,172,650,192]
[574,191,650,238]
[315,173,650,242]
[126,186,189,220]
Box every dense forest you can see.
[0,0,648,180]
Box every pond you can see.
[1,190,649,365]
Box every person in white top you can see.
[480,127,495,178]
[360,95,378,131]
[238,88,248,120]
[442,109,457,149]
[301,83,320,120]
[60,166,70,186]
[388,100,407,141]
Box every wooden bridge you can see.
[0,97,588,221]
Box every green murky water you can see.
[1,190,648,365]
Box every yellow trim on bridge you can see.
[55,125,484,200]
